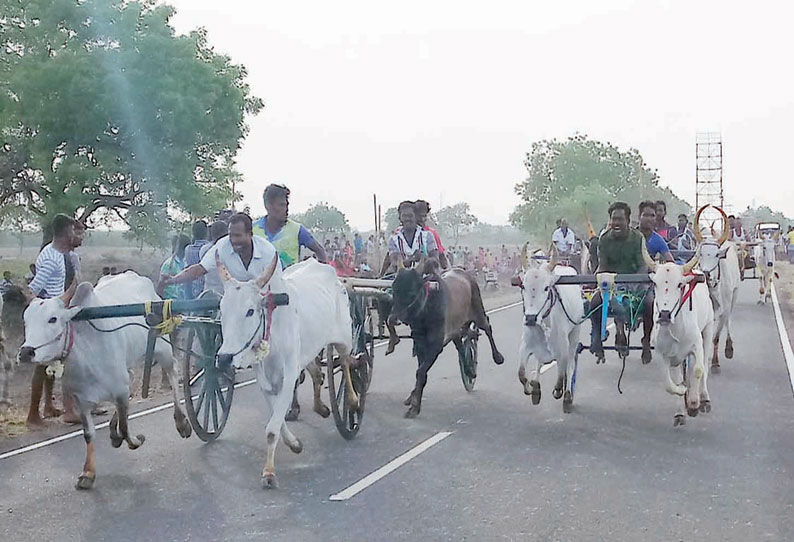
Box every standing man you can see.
[669,213,696,252]
[654,200,674,241]
[354,233,364,266]
[639,201,675,263]
[0,271,12,294]
[732,217,748,242]
[552,218,577,254]
[252,183,327,267]
[786,226,794,264]
[159,234,190,300]
[184,220,210,299]
[414,200,449,269]
[589,202,655,364]
[25,214,76,427]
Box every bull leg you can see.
[76,403,97,490]
[155,352,191,438]
[305,360,330,417]
[26,365,49,427]
[109,409,124,448]
[663,360,687,397]
[406,338,444,418]
[672,362,687,427]
[42,372,60,418]
[385,314,400,356]
[261,366,299,489]
[472,301,504,365]
[116,401,145,450]
[725,290,737,359]
[687,342,706,416]
[516,337,533,395]
[285,378,301,422]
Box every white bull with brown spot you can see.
[644,246,714,427]
[214,255,356,489]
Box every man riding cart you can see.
[589,202,667,365]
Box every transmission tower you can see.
[695,132,725,232]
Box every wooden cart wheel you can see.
[326,344,368,440]
[182,321,234,442]
[350,292,375,391]
[459,324,478,392]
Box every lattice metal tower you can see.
[695,132,723,210]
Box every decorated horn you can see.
[693,204,708,244]
[641,239,658,272]
[682,250,699,273]
[521,242,529,270]
[255,253,280,288]
[714,205,729,245]
[59,280,77,305]
[215,251,233,283]
[548,243,559,268]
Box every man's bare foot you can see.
[43,405,62,418]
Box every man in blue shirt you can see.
[183,220,210,298]
[639,201,674,263]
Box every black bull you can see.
[390,267,504,418]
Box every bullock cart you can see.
[519,273,705,408]
[340,276,482,393]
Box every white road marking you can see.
[329,431,453,501]
[0,299,522,462]
[770,284,794,396]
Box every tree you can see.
[0,197,38,253]
[436,202,479,245]
[292,202,349,238]
[740,205,792,231]
[510,134,690,241]
[383,207,399,234]
[0,0,263,245]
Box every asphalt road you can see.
[2,280,793,542]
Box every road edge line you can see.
[770,284,794,397]
[329,431,453,501]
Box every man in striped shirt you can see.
[26,214,76,427]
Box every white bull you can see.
[215,255,355,489]
[516,245,584,413]
[645,249,714,427]
[19,272,191,490]
[754,235,777,304]
[697,241,740,372]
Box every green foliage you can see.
[384,206,399,234]
[292,202,349,238]
[436,202,479,244]
[510,134,690,241]
[0,0,263,245]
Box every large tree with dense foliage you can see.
[0,0,262,244]
[291,202,349,238]
[510,134,690,241]
[436,202,478,245]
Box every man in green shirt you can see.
[590,202,654,363]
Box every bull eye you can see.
[48,316,57,324]
[246,308,255,317]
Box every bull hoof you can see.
[128,434,146,450]
[562,391,573,414]
[552,387,563,400]
[262,473,279,490]
[493,352,505,365]
[110,435,123,448]
[700,400,711,414]
[285,406,300,422]
[687,407,699,417]
[75,472,95,490]
[673,415,686,427]
[711,364,721,375]
[287,438,303,454]
[177,420,192,439]
[314,403,331,418]
[725,342,734,359]
[403,394,413,406]
[404,406,420,419]
[530,381,541,405]
[385,339,400,356]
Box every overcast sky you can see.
[167,0,794,230]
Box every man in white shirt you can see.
[385,201,438,274]
[551,218,577,254]
[160,213,282,292]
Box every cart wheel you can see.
[326,345,368,440]
[351,293,375,391]
[459,325,478,392]
[182,323,234,442]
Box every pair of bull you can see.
[19,252,504,490]
[515,205,742,425]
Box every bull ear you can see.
[59,280,77,306]
[63,306,83,321]
[717,248,728,259]
[68,282,94,308]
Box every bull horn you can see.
[548,243,558,268]
[714,206,729,245]
[255,253,280,289]
[215,251,233,283]
[693,204,708,244]
[60,280,77,306]
[682,250,699,273]
[642,239,658,272]
[521,243,529,270]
